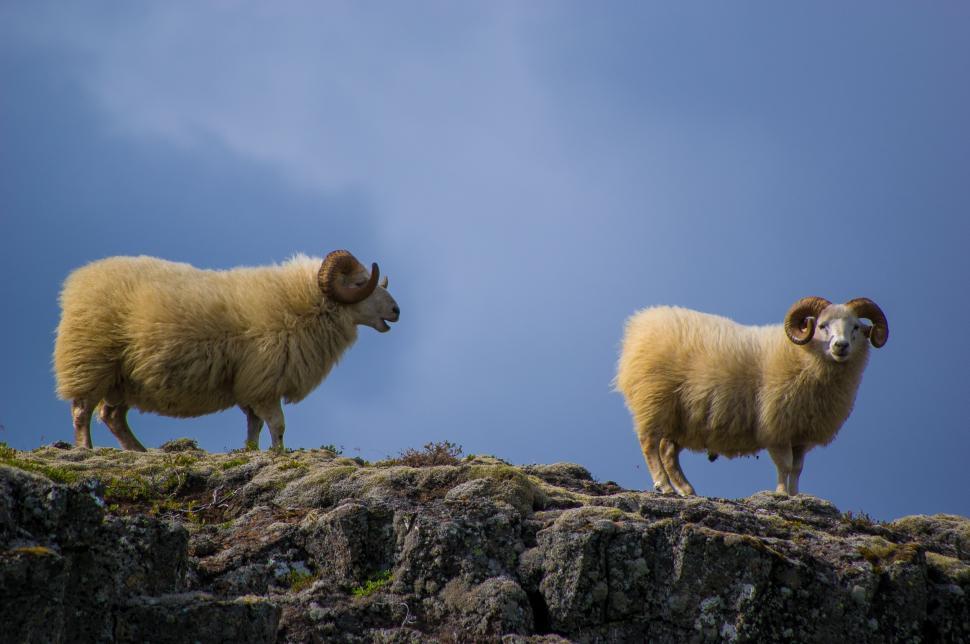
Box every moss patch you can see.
[351,570,392,598]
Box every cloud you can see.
[4,3,969,519]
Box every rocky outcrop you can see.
[1,444,967,642]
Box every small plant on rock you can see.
[351,570,393,598]
[384,441,463,467]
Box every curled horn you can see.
[846,298,889,348]
[318,250,380,304]
[784,296,831,345]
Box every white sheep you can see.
[53,250,399,451]
[615,297,888,496]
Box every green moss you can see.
[0,442,16,460]
[0,444,82,484]
[165,453,199,467]
[926,552,970,584]
[308,465,357,486]
[857,538,920,573]
[351,570,392,597]
[277,459,307,472]
[286,569,318,592]
[220,457,250,470]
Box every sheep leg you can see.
[251,400,286,450]
[99,403,147,452]
[767,445,793,495]
[240,405,264,449]
[660,438,695,496]
[72,398,95,449]
[637,430,674,494]
[788,445,807,495]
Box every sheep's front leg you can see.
[251,400,286,451]
[240,405,264,449]
[767,445,793,495]
[788,445,807,495]
[72,398,95,449]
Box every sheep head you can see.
[785,296,888,362]
[318,250,400,333]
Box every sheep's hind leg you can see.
[72,399,95,449]
[636,428,674,494]
[100,403,146,452]
[660,438,695,496]
[788,445,807,495]
[240,405,264,450]
[251,400,286,451]
[767,445,793,495]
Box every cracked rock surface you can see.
[1,444,968,642]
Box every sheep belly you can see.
[121,335,240,417]
[675,385,763,457]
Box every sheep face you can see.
[814,305,868,363]
[349,277,400,333]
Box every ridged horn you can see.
[846,297,889,348]
[318,250,380,304]
[784,296,831,345]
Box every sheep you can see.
[615,297,888,496]
[53,250,400,451]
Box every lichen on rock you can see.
[1,443,968,642]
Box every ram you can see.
[615,297,888,496]
[54,250,399,451]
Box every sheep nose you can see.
[392,305,400,317]
[833,339,849,351]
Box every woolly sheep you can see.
[615,297,888,496]
[54,250,399,451]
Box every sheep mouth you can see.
[376,318,394,333]
[831,348,850,361]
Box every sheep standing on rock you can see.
[615,297,888,496]
[54,250,399,451]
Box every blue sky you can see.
[1,2,968,521]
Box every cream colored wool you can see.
[52,252,400,451]
[616,304,880,496]
[55,254,357,415]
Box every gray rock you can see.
[2,449,968,642]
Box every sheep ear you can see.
[379,276,388,289]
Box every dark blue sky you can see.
[2,3,968,520]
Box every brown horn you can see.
[846,297,889,348]
[784,296,831,345]
[318,250,380,304]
